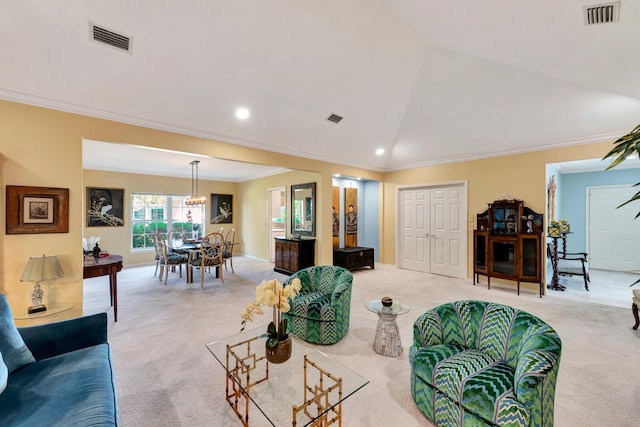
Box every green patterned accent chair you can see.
[409,300,561,427]
[283,266,353,345]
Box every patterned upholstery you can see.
[283,266,353,345]
[409,300,562,427]
[187,232,224,287]
[155,232,188,285]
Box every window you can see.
[131,194,205,249]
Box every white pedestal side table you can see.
[365,298,410,357]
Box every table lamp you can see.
[20,255,64,314]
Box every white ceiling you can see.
[3,1,640,177]
[82,139,289,181]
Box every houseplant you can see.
[602,123,640,219]
[602,124,640,285]
[240,277,302,363]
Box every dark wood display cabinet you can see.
[473,199,544,297]
[274,237,315,275]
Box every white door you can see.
[400,189,430,272]
[588,185,640,271]
[430,187,466,278]
[399,184,467,279]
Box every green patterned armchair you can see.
[409,300,561,427]
[283,266,353,345]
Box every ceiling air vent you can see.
[327,113,343,124]
[584,2,620,25]
[90,23,132,52]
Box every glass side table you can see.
[14,303,76,326]
[365,299,410,357]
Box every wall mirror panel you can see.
[291,182,316,237]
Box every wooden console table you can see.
[83,255,124,322]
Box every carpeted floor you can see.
[83,256,640,426]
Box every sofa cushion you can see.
[0,294,35,373]
[0,352,7,394]
[0,344,117,427]
[414,345,530,426]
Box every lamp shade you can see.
[20,255,64,283]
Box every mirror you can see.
[291,182,316,237]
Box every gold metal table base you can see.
[225,336,268,426]
[292,355,343,427]
[224,339,343,426]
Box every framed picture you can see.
[6,186,69,234]
[210,194,233,224]
[87,187,125,227]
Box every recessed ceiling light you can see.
[375,148,384,156]
[236,108,250,120]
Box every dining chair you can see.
[157,233,189,285]
[547,241,590,291]
[167,226,187,251]
[223,227,236,274]
[152,232,162,277]
[187,232,225,287]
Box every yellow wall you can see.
[1,102,85,318]
[381,142,613,281]
[1,100,380,317]
[0,98,615,318]
[239,170,321,260]
[83,169,239,266]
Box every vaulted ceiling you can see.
[2,1,640,178]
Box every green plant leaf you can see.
[267,321,277,336]
[266,336,279,348]
[602,126,640,219]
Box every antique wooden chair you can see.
[187,232,225,287]
[157,233,188,285]
[222,228,236,273]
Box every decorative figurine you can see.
[92,242,101,263]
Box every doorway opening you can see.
[268,187,286,263]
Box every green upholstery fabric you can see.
[283,266,353,345]
[409,300,561,427]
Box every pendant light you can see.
[185,160,206,205]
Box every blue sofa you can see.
[0,294,118,426]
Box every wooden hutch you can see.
[473,199,544,297]
[274,237,315,276]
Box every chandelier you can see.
[185,160,206,206]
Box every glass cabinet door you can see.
[520,235,540,280]
[491,240,515,275]
[474,232,488,273]
[493,207,518,235]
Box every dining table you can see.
[171,240,228,281]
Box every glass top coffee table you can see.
[206,326,369,426]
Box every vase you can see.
[548,226,561,237]
[265,336,292,364]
